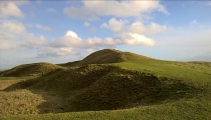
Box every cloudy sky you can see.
[1,1,211,69]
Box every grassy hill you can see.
[0,49,211,119]
[75,49,152,66]
[0,62,62,77]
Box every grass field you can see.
[0,49,211,119]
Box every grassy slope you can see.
[1,49,211,119]
[0,62,62,77]
[113,60,211,88]
[75,49,152,66]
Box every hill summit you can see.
[77,49,152,65]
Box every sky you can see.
[0,0,211,69]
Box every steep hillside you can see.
[76,49,152,65]
[0,62,61,77]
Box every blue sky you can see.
[1,1,211,69]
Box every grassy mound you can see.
[68,68,197,111]
[4,64,198,112]
[76,49,152,65]
[6,65,116,92]
[0,62,61,77]
[1,49,210,119]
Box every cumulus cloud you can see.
[84,33,155,48]
[85,37,122,48]
[101,18,126,33]
[102,18,168,35]
[21,34,46,48]
[0,21,46,50]
[128,22,167,35]
[65,30,78,38]
[49,30,82,48]
[64,1,168,18]
[1,21,26,34]
[0,32,17,50]
[0,20,156,57]
[121,33,155,46]
[37,47,79,58]
[35,24,53,31]
[0,21,25,50]
[0,2,24,18]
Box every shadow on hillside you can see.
[2,69,201,114]
[1,71,70,114]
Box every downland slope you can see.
[0,49,211,119]
[0,62,62,77]
[78,49,152,65]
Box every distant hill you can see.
[75,49,153,66]
[0,62,61,77]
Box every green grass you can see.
[0,49,211,119]
[1,97,211,120]
[113,60,211,88]
[0,62,62,77]
[75,49,152,66]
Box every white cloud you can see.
[85,33,155,48]
[64,1,168,18]
[102,18,126,33]
[21,34,46,48]
[0,32,17,50]
[65,30,79,38]
[128,21,167,35]
[0,21,46,50]
[85,36,123,48]
[37,47,79,58]
[0,2,24,18]
[35,24,53,31]
[49,30,82,48]
[86,37,103,46]
[120,33,155,46]
[1,21,26,34]
[102,18,168,35]
[84,21,90,27]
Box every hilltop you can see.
[0,62,61,77]
[77,49,153,65]
[0,49,211,119]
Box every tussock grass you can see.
[0,89,44,115]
